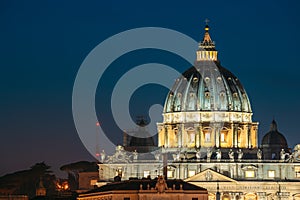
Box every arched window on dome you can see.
[242,93,249,112]
[233,92,241,111]
[166,93,174,112]
[219,91,227,110]
[174,93,182,111]
[187,92,196,110]
[204,89,211,110]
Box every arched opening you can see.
[244,193,257,200]
[222,193,230,200]
[202,127,213,147]
[186,127,196,148]
[220,127,229,148]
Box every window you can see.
[188,170,196,177]
[143,171,150,178]
[90,179,97,186]
[167,170,174,178]
[295,166,300,178]
[124,198,130,200]
[189,131,195,143]
[221,133,225,142]
[245,170,255,178]
[116,168,122,177]
[192,198,198,200]
[268,170,275,178]
[205,132,211,142]
[220,128,228,143]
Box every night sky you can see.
[1,0,300,177]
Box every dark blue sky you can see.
[1,0,300,177]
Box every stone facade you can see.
[96,24,300,200]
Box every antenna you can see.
[95,122,100,161]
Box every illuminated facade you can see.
[98,25,300,200]
[78,176,208,200]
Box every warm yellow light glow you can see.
[221,133,225,142]
[295,166,300,178]
[245,170,255,178]
[90,179,97,186]
[268,170,275,178]
[143,170,150,178]
[64,184,69,190]
[205,132,211,142]
[167,170,174,178]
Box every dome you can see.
[123,118,156,153]
[164,61,251,113]
[157,24,258,150]
[129,129,155,147]
[262,120,288,147]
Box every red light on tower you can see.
[96,122,100,126]
[95,153,100,157]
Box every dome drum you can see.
[162,111,253,124]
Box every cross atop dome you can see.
[205,18,210,25]
[196,20,218,61]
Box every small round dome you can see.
[262,120,288,147]
[129,129,155,147]
[261,120,288,160]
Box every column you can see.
[248,124,252,148]
[257,164,263,179]
[164,126,168,147]
[199,124,203,147]
[215,124,220,148]
[195,125,200,148]
[233,124,238,148]
[178,125,182,148]
[179,164,185,179]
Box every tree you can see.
[0,162,56,198]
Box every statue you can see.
[100,150,106,163]
[106,145,131,163]
[154,152,160,161]
[228,149,234,161]
[183,151,188,160]
[205,171,213,181]
[196,150,201,160]
[206,148,212,161]
[216,149,222,161]
[176,151,181,161]
[133,150,138,160]
[287,153,294,163]
[280,149,286,161]
[257,149,262,160]
[172,154,177,161]
[292,145,300,162]
[155,175,168,193]
[172,151,181,161]
[237,149,243,161]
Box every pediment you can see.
[185,168,238,183]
